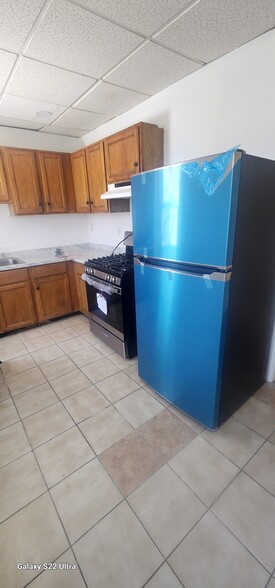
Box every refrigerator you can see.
[131,149,275,429]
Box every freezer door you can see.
[134,263,230,429]
[132,150,242,269]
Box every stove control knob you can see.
[106,274,110,281]
[111,276,116,283]
[90,268,94,275]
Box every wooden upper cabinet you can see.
[71,149,90,213]
[86,142,108,213]
[0,148,10,203]
[38,151,67,213]
[4,148,43,214]
[104,126,140,184]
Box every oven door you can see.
[83,274,124,340]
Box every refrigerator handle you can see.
[134,258,231,282]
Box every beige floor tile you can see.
[212,472,275,571]
[269,431,275,444]
[108,352,138,369]
[0,341,28,362]
[28,549,86,588]
[168,404,205,433]
[0,422,31,467]
[123,364,145,386]
[51,459,122,543]
[23,402,74,448]
[202,417,265,467]
[94,341,116,357]
[146,564,183,588]
[18,326,46,342]
[50,369,91,400]
[63,386,110,423]
[65,314,88,327]
[35,427,95,487]
[59,336,90,355]
[143,385,170,407]
[24,335,53,353]
[138,409,197,460]
[96,371,140,403]
[0,382,10,401]
[40,357,75,380]
[13,382,59,419]
[128,465,206,557]
[100,430,165,496]
[244,441,275,495]
[82,332,101,345]
[73,323,91,335]
[81,357,120,383]
[0,453,46,523]
[267,578,275,588]
[169,511,269,588]
[0,333,21,349]
[0,493,69,588]
[1,354,36,378]
[7,367,46,396]
[48,327,79,343]
[79,406,133,455]
[169,437,239,506]
[42,318,70,334]
[68,346,103,368]
[0,398,19,429]
[233,397,275,438]
[254,382,275,408]
[31,344,65,365]
[115,388,164,428]
[74,501,163,588]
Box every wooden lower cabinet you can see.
[74,262,88,315]
[31,263,72,321]
[0,269,36,333]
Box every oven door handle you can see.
[81,273,121,295]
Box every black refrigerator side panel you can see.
[219,154,275,424]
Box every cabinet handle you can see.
[133,161,138,167]
[36,286,40,291]
[86,201,89,205]
[90,200,93,205]
[39,202,42,207]
[47,202,51,207]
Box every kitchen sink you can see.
[0,258,24,267]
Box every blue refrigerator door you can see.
[132,150,242,269]
[134,262,230,429]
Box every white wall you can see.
[0,125,77,152]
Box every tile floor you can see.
[0,314,274,588]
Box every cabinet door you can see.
[104,127,140,183]
[0,282,36,333]
[0,148,10,203]
[74,262,88,315]
[4,148,43,214]
[86,142,108,213]
[38,151,67,213]
[70,150,90,213]
[34,273,72,321]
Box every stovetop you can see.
[85,252,134,286]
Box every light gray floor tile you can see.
[202,417,265,467]
[94,341,116,357]
[31,344,65,365]
[23,403,74,448]
[65,314,88,327]
[0,493,69,588]
[145,564,183,588]
[266,578,275,588]
[73,323,91,335]
[244,441,275,495]
[168,404,205,433]
[0,398,19,429]
[82,332,101,345]
[212,472,275,571]
[233,397,275,438]
[1,354,36,378]
[24,335,53,353]
[0,341,28,362]
[123,364,145,385]
[68,346,103,368]
[63,386,110,423]
[0,382,10,402]
[0,452,46,523]
[254,382,275,408]
[169,437,239,506]
[0,333,21,349]
[42,319,70,334]
[6,367,46,396]
[13,382,59,419]
[40,357,75,380]
[58,336,90,355]
[18,326,46,342]
[96,371,140,403]
[28,549,86,587]
[169,511,269,588]
[81,357,120,383]
[35,426,95,487]
[128,465,206,557]
[269,432,275,445]
[115,388,164,428]
[74,501,163,588]
[51,459,122,543]
[79,405,133,454]
[48,327,79,343]
[0,421,31,467]
[143,384,170,407]
[108,352,138,369]
[50,369,91,400]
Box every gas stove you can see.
[85,252,134,286]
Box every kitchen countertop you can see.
[0,243,119,271]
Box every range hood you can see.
[101,181,131,200]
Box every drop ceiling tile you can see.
[0,94,66,124]
[0,0,45,53]
[25,0,143,78]
[79,0,191,36]
[155,0,275,63]
[0,116,43,130]
[106,42,201,95]
[0,50,17,93]
[75,81,149,116]
[40,125,89,138]
[53,108,110,131]
[7,57,96,106]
